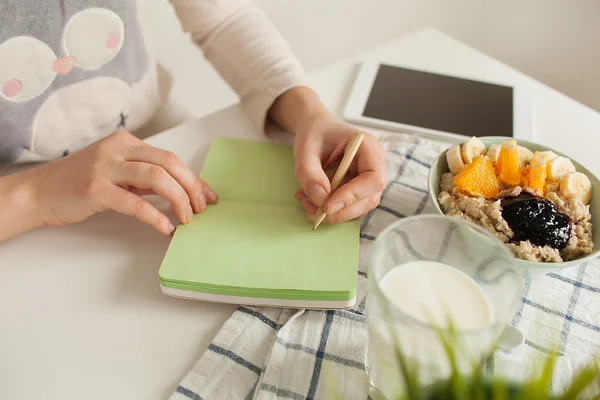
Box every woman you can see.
[0,0,386,241]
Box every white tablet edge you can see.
[343,60,533,143]
[160,285,357,310]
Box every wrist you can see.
[268,87,334,136]
[0,170,44,240]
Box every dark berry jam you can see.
[501,194,572,249]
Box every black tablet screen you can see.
[362,64,514,137]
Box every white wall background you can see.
[148,1,600,119]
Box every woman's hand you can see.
[269,87,387,224]
[293,115,387,223]
[26,131,217,237]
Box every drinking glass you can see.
[366,215,523,399]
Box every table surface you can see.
[1,28,598,400]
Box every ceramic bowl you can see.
[427,137,599,277]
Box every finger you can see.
[126,145,218,209]
[323,135,386,209]
[295,190,308,201]
[104,186,176,237]
[323,170,386,215]
[198,192,207,212]
[308,204,318,215]
[325,192,382,224]
[301,198,317,213]
[125,145,218,213]
[301,199,310,211]
[306,207,318,221]
[129,188,156,196]
[355,135,386,176]
[294,141,331,207]
[116,162,193,224]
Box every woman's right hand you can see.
[27,130,218,237]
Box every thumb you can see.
[294,141,331,207]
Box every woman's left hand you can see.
[292,114,387,224]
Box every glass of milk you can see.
[366,215,523,399]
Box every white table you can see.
[1,28,598,400]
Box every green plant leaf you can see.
[436,321,468,400]
[382,302,419,400]
[492,377,510,400]
[470,356,488,400]
[559,361,600,400]
[393,334,421,399]
[537,350,558,397]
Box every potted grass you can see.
[325,308,600,400]
[327,323,600,400]
[389,327,600,400]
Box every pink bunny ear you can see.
[2,79,22,98]
[105,33,121,50]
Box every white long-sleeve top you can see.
[0,0,309,163]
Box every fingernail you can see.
[199,194,207,212]
[307,183,328,206]
[168,222,176,235]
[327,202,345,214]
[186,204,193,223]
[204,186,218,203]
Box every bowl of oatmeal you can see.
[428,137,599,276]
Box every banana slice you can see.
[536,151,558,161]
[461,137,487,164]
[446,144,465,174]
[547,156,576,181]
[517,146,534,168]
[560,172,592,204]
[487,144,501,164]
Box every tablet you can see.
[343,61,533,142]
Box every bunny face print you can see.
[0,0,157,162]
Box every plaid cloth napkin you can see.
[170,133,600,400]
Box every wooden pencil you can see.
[313,132,364,230]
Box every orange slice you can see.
[454,156,500,198]
[528,151,549,192]
[495,140,521,186]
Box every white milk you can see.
[379,260,494,329]
[367,261,495,399]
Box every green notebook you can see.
[159,138,360,309]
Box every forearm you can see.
[268,87,332,135]
[170,0,311,133]
[0,170,42,242]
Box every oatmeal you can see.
[439,137,593,262]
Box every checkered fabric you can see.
[170,133,600,400]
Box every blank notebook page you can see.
[159,138,360,302]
